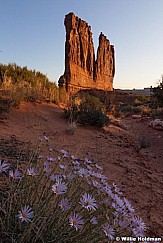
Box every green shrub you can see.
[132,106,143,114]
[64,104,110,127]
[119,104,133,112]
[113,110,125,119]
[82,94,105,111]
[59,87,69,104]
[0,63,60,107]
[141,106,151,116]
[150,107,163,117]
[151,78,163,107]
[139,135,151,149]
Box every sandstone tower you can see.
[58,12,115,94]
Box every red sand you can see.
[0,102,163,235]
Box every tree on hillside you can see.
[151,75,163,107]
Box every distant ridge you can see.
[115,88,151,96]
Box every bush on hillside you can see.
[151,77,163,107]
[139,135,151,149]
[64,103,110,127]
[0,63,59,107]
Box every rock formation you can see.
[58,12,115,94]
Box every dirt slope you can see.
[0,102,163,235]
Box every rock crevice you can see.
[58,12,115,94]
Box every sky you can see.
[0,0,163,89]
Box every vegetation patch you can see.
[0,63,59,109]
[1,139,147,242]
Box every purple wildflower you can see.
[67,173,75,181]
[92,180,102,190]
[102,224,115,240]
[84,158,93,164]
[86,164,92,170]
[78,168,89,178]
[39,136,43,142]
[57,156,61,161]
[50,174,55,181]
[59,198,71,212]
[124,197,135,213]
[114,194,125,209]
[96,172,107,180]
[119,219,130,228]
[43,135,49,141]
[39,135,49,142]
[95,163,103,170]
[44,161,52,174]
[50,174,62,183]
[59,164,67,169]
[49,147,53,152]
[113,182,123,195]
[90,216,98,225]
[55,174,63,184]
[71,155,77,160]
[80,193,98,211]
[89,170,96,176]
[44,161,50,167]
[0,160,9,173]
[69,213,84,231]
[17,205,34,222]
[52,181,67,195]
[72,160,80,166]
[47,157,56,162]
[132,216,147,236]
[9,169,21,179]
[101,183,113,197]
[27,167,37,176]
[61,149,69,157]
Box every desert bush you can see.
[133,96,150,107]
[112,110,125,119]
[64,104,110,127]
[133,98,142,106]
[59,87,69,104]
[81,94,106,112]
[151,77,163,107]
[141,106,151,116]
[74,89,114,112]
[132,106,143,114]
[80,105,109,127]
[48,85,60,104]
[119,104,133,112]
[66,121,77,135]
[0,83,27,109]
[150,107,163,118]
[0,63,60,107]
[139,135,151,149]
[64,104,79,121]
[137,95,149,103]
[1,142,147,242]
[64,93,110,127]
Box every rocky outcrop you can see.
[149,119,163,130]
[58,12,115,94]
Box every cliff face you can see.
[58,12,115,94]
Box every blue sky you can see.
[0,0,163,89]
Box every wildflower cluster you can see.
[1,147,147,242]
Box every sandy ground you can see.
[0,102,163,236]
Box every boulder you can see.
[149,119,163,130]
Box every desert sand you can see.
[0,101,163,236]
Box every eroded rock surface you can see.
[58,12,115,94]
